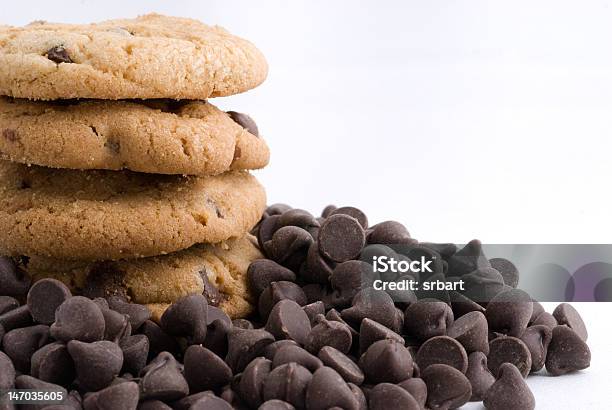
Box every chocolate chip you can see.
[190,394,233,410]
[50,296,105,342]
[0,351,16,390]
[461,267,507,304]
[369,383,420,410]
[15,375,68,409]
[257,215,280,249]
[200,269,223,306]
[301,242,335,284]
[2,324,49,372]
[184,345,232,392]
[45,46,73,63]
[447,310,489,355]
[26,279,72,325]
[0,256,31,297]
[520,325,552,372]
[248,260,296,297]
[220,386,243,408]
[531,311,558,328]
[0,296,19,315]
[359,339,413,383]
[120,334,149,376]
[204,308,232,358]
[318,346,364,385]
[329,207,369,229]
[239,357,272,408]
[263,340,299,360]
[303,366,359,410]
[484,363,535,410]
[545,325,591,376]
[403,299,454,342]
[330,261,375,308]
[0,304,33,331]
[139,352,189,401]
[552,303,588,341]
[2,128,18,142]
[160,294,208,344]
[465,351,495,402]
[272,345,322,372]
[447,239,490,276]
[485,289,533,337]
[488,336,532,378]
[358,318,404,356]
[68,340,123,391]
[318,215,365,262]
[263,363,312,410]
[348,382,367,410]
[264,226,313,270]
[397,378,427,409]
[227,111,259,136]
[226,327,275,373]
[139,320,179,357]
[421,364,472,410]
[490,257,519,288]
[341,288,400,332]
[94,298,130,342]
[30,342,75,386]
[449,290,486,318]
[277,209,320,231]
[172,392,214,410]
[265,300,311,345]
[139,400,173,410]
[302,283,333,309]
[83,381,139,410]
[302,301,325,325]
[415,335,468,374]
[366,221,413,245]
[258,281,307,320]
[306,316,353,354]
[259,400,296,410]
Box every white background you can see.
[2,1,612,408]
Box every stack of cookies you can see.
[0,14,269,321]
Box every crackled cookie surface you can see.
[0,161,266,260]
[0,98,269,176]
[0,14,268,100]
[25,236,261,320]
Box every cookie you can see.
[0,160,266,260]
[24,236,262,320]
[0,98,269,176]
[0,14,267,100]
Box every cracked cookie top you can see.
[0,14,268,100]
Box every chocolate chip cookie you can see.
[0,98,269,176]
[0,14,268,100]
[24,236,262,320]
[0,160,266,260]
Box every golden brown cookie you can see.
[0,161,266,260]
[25,236,262,320]
[0,14,268,100]
[0,98,269,176]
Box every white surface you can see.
[3,1,612,408]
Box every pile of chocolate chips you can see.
[0,205,592,410]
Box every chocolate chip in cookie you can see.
[2,129,18,142]
[227,111,259,137]
[199,268,223,307]
[45,46,73,64]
